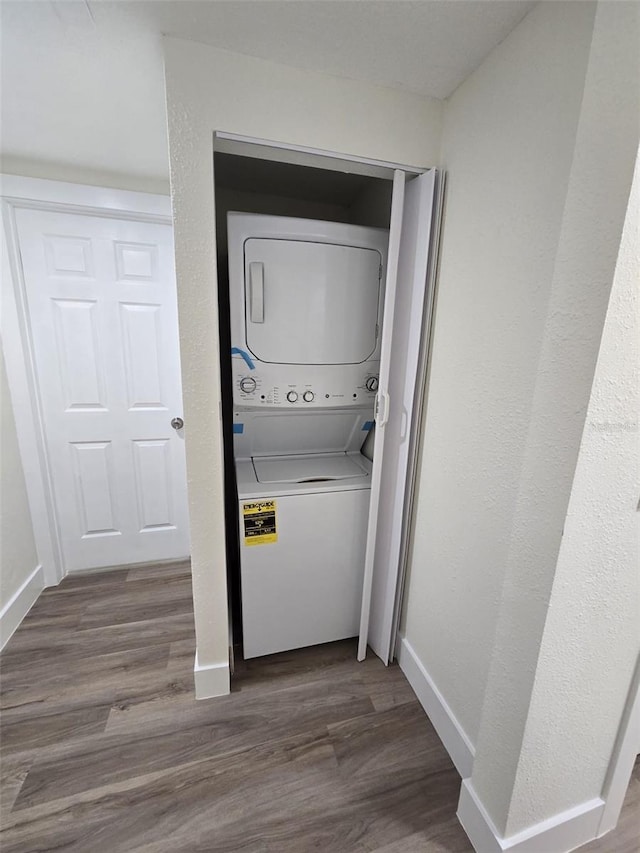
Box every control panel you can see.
[231,359,380,409]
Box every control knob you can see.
[286,390,299,403]
[365,376,379,392]
[303,390,315,402]
[239,376,257,394]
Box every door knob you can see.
[171,417,184,430]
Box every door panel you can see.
[358,170,406,661]
[114,241,158,281]
[119,302,164,409]
[52,298,106,409]
[15,207,190,572]
[132,439,175,531]
[359,171,436,663]
[44,234,93,277]
[70,441,119,537]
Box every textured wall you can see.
[503,152,639,832]
[163,39,443,684]
[469,0,639,834]
[403,1,596,746]
[499,109,639,839]
[0,347,38,608]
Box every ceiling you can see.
[0,0,536,185]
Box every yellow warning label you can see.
[242,500,277,546]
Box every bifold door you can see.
[15,207,190,572]
[358,170,437,663]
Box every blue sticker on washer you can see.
[362,421,374,431]
[233,423,244,434]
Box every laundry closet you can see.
[213,138,440,670]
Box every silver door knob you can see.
[171,417,184,430]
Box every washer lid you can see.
[252,453,369,484]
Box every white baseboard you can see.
[458,779,605,853]
[194,650,230,699]
[0,564,44,650]
[397,635,475,777]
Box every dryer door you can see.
[244,239,382,365]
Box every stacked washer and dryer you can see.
[228,212,388,659]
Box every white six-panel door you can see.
[14,207,190,572]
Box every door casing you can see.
[211,133,440,666]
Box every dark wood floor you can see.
[0,561,638,852]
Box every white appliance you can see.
[228,213,386,408]
[228,213,388,659]
[235,416,373,659]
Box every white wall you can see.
[403,0,597,745]
[0,156,169,196]
[163,39,443,694]
[0,346,41,640]
[0,2,170,189]
[404,1,639,840]
[469,0,639,835]
[503,148,639,833]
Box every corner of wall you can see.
[194,650,231,699]
[397,635,475,778]
[0,563,44,650]
[457,779,604,853]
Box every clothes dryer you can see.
[228,213,387,409]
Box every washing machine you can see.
[228,212,388,658]
[234,410,373,658]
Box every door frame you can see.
[596,652,640,837]
[211,133,440,665]
[213,131,426,180]
[0,174,173,586]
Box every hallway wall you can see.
[0,346,41,646]
[403,0,597,746]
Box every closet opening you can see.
[212,138,439,674]
[215,152,393,658]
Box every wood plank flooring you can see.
[0,560,638,852]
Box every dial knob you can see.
[286,390,298,403]
[365,376,379,392]
[239,376,257,394]
[303,390,315,402]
